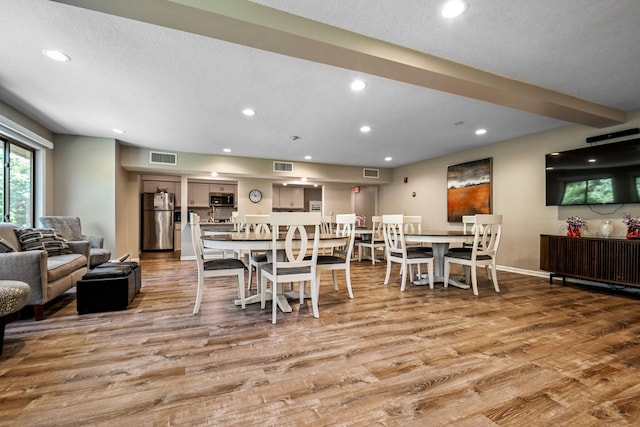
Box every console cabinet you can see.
[540,234,640,287]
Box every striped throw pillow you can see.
[15,228,72,257]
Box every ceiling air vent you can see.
[149,151,177,165]
[273,161,293,172]
[363,168,379,178]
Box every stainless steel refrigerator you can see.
[142,192,175,250]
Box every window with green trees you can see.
[1,138,35,228]
[561,178,614,205]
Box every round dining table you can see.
[404,230,475,288]
[201,232,348,312]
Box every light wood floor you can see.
[3,253,640,426]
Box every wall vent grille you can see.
[273,161,293,172]
[363,168,379,178]
[150,151,177,165]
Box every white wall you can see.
[380,110,640,272]
[51,135,117,255]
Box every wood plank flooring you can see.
[3,253,640,426]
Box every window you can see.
[561,178,614,205]
[1,137,35,227]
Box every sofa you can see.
[40,216,111,268]
[0,223,89,320]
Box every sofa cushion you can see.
[0,237,15,253]
[15,228,73,257]
[47,253,88,282]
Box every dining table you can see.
[201,231,348,312]
[404,230,475,289]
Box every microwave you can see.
[210,193,234,206]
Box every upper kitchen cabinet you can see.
[142,180,181,207]
[188,183,210,207]
[209,183,236,194]
[275,186,304,209]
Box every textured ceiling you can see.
[1,0,640,169]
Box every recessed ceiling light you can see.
[112,128,125,134]
[304,155,312,160]
[313,184,318,187]
[360,125,371,133]
[210,172,218,177]
[282,183,288,186]
[441,0,468,18]
[350,79,366,91]
[301,177,307,182]
[42,49,71,62]
[475,128,487,135]
[588,158,597,163]
[385,157,392,162]
[223,148,231,153]
[242,108,256,116]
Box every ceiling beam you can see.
[53,0,626,128]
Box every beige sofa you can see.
[0,223,89,320]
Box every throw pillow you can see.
[15,228,73,257]
[0,236,15,253]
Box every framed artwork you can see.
[447,158,492,222]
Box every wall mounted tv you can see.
[545,138,640,206]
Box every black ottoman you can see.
[77,262,141,314]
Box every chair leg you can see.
[272,281,278,324]
[490,264,500,293]
[427,262,434,290]
[384,259,392,285]
[400,262,408,292]
[311,278,320,319]
[193,274,204,314]
[471,266,479,296]
[332,270,338,291]
[345,265,354,299]
[237,271,246,309]
[260,276,268,309]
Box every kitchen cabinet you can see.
[142,180,181,207]
[188,183,210,207]
[275,187,304,209]
[209,183,236,194]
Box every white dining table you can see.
[404,230,474,289]
[201,232,348,312]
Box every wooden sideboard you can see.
[540,234,640,288]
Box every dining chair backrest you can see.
[462,215,484,235]
[334,213,356,258]
[321,215,334,234]
[371,215,383,239]
[472,214,502,257]
[382,214,407,257]
[269,212,322,275]
[245,214,271,234]
[403,215,422,234]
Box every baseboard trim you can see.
[496,264,549,279]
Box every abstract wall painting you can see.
[447,158,492,222]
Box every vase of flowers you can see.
[623,213,640,239]
[566,216,586,237]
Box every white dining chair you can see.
[191,213,246,314]
[244,214,271,292]
[314,213,356,299]
[356,215,385,264]
[260,212,322,324]
[382,214,434,291]
[443,214,502,296]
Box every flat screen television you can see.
[545,138,640,206]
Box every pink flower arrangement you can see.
[623,213,640,239]
[566,216,586,237]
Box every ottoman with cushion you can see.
[76,262,141,314]
[1,280,31,355]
